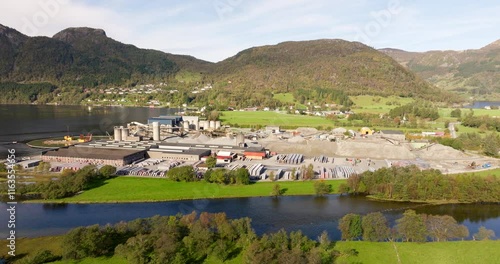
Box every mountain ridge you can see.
[380,39,500,96]
[0,24,459,103]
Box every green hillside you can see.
[0,25,212,87]
[212,39,456,102]
[380,39,500,98]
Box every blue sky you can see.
[1,0,499,62]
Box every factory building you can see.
[148,116,183,127]
[147,148,211,161]
[41,147,147,167]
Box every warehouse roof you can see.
[43,147,145,160]
[148,148,210,156]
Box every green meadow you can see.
[43,177,347,203]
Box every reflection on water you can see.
[1,195,498,240]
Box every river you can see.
[0,196,499,240]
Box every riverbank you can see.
[3,235,499,264]
[28,177,347,203]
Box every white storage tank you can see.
[113,126,122,141]
[121,127,129,141]
[209,121,216,130]
[153,122,160,141]
[183,121,190,130]
[215,121,221,130]
[202,120,209,130]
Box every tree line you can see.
[338,209,495,242]
[27,212,355,264]
[0,164,116,200]
[340,166,500,203]
[435,132,500,157]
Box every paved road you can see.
[449,122,458,138]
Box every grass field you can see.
[273,92,307,109]
[220,111,333,128]
[451,168,500,177]
[336,241,500,264]
[350,95,414,114]
[43,177,347,203]
[3,236,499,264]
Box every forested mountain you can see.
[0,24,459,104]
[0,25,212,87]
[380,40,500,97]
[212,39,455,102]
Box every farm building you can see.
[42,147,146,166]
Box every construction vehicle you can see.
[78,133,93,143]
[64,135,73,141]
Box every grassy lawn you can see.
[273,92,307,109]
[451,168,500,177]
[220,111,333,128]
[46,177,347,203]
[350,95,414,114]
[336,241,500,264]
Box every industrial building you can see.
[148,116,183,127]
[147,148,211,161]
[41,147,147,166]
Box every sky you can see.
[1,0,499,62]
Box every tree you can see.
[271,183,282,198]
[233,168,250,185]
[361,212,390,242]
[98,165,116,178]
[269,171,275,181]
[0,163,6,172]
[396,210,427,242]
[205,156,216,169]
[338,213,362,241]
[450,108,462,118]
[305,164,315,180]
[313,180,332,197]
[474,226,496,240]
[338,183,350,195]
[167,166,196,182]
[424,214,468,242]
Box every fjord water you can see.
[0,195,499,240]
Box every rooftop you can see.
[43,147,145,160]
[380,130,405,135]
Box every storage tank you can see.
[236,133,245,146]
[203,120,210,130]
[153,122,160,141]
[121,127,129,141]
[215,121,221,130]
[113,126,122,141]
[183,121,190,130]
[209,121,216,130]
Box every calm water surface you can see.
[0,195,498,240]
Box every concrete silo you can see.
[113,126,122,141]
[153,122,160,141]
